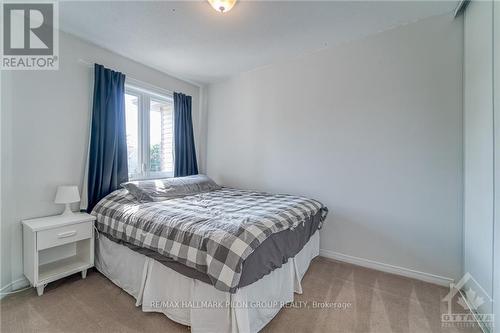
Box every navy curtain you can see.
[174,92,198,177]
[87,64,128,212]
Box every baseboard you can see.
[319,249,454,287]
[0,277,30,300]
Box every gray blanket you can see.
[92,187,327,293]
[103,210,323,289]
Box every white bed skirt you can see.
[95,231,319,333]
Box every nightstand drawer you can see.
[37,222,92,250]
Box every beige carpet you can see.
[1,257,482,333]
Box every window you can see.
[125,84,174,180]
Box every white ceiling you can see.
[59,1,458,84]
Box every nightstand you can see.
[22,213,96,296]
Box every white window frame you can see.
[125,81,174,180]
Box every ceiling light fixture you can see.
[208,0,236,13]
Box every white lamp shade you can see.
[54,186,80,204]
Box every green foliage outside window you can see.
[150,143,161,172]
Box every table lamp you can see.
[54,185,80,216]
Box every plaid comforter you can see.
[92,187,328,293]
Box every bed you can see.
[91,175,328,333]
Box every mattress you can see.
[102,209,322,289]
[92,187,327,292]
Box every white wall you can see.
[463,0,494,318]
[0,31,203,291]
[494,2,500,330]
[207,14,463,282]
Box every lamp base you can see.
[61,203,74,216]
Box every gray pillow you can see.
[121,174,221,202]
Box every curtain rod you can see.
[454,0,470,17]
[77,59,175,96]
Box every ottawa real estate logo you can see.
[442,272,494,330]
[1,1,59,70]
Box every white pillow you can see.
[121,174,221,202]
